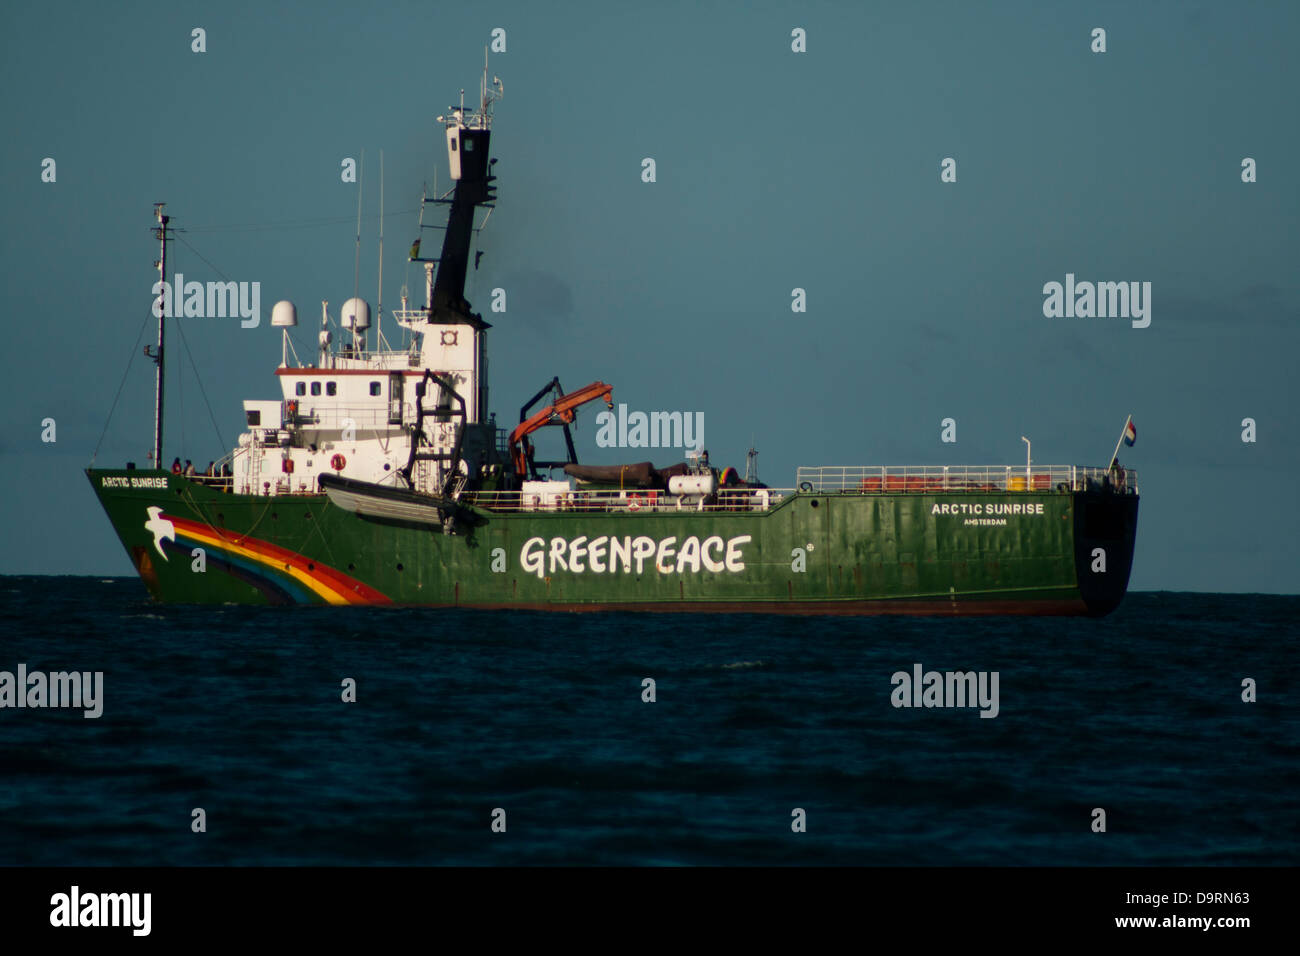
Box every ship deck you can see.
[177,463,1137,514]
[455,464,1137,514]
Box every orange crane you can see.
[508,381,614,476]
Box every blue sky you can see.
[1,0,1297,592]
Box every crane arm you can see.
[508,381,613,475]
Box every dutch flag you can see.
[1123,419,1137,446]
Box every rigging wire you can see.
[89,310,153,467]
[172,313,227,456]
[352,150,364,330]
[180,207,417,234]
[177,325,185,462]
[175,231,304,366]
[169,240,232,455]
[99,204,413,469]
[402,181,428,351]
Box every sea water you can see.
[0,578,1295,865]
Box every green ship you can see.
[88,63,1139,615]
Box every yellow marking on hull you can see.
[178,525,356,605]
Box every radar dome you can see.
[341,297,371,330]
[271,301,298,327]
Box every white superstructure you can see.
[226,62,505,499]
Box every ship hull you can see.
[87,469,1138,616]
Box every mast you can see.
[429,54,502,327]
[150,203,172,469]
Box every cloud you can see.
[494,269,575,329]
[1161,283,1299,331]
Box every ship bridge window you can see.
[326,382,337,397]
[246,410,261,426]
[370,381,381,396]
[295,382,306,396]
[311,382,321,396]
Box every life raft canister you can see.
[331,453,346,471]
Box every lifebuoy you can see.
[628,494,641,512]
[282,457,295,474]
[331,453,346,471]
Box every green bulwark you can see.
[87,469,1138,616]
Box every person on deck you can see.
[184,460,196,477]
[205,461,215,476]
[171,458,183,475]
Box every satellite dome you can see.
[271,301,298,327]
[341,297,371,330]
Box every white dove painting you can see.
[144,507,175,560]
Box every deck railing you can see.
[795,465,1138,495]
[459,488,794,514]
[458,465,1137,514]
[291,403,415,430]
[319,348,421,369]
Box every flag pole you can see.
[1108,414,1132,470]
